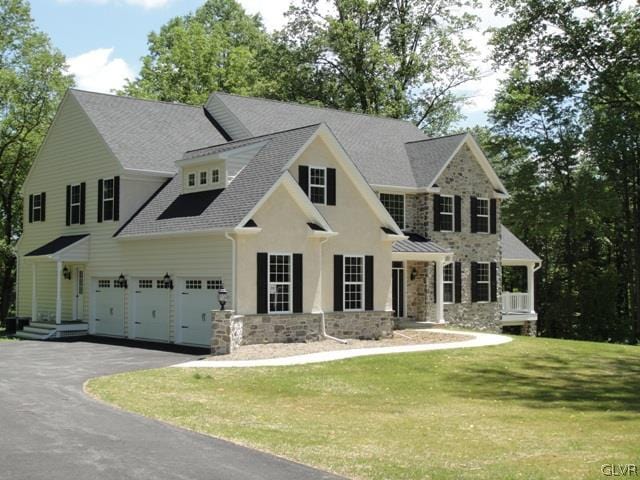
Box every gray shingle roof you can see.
[207,92,429,188]
[393,232,450,254]
[501,225,541,262]
[405,133,468,188]
[70,89,226,173]
[117,124,322,236]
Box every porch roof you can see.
[25,234,89,261]
[501,226,541,264]
[393,232,449,254]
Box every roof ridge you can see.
[405,132,468,145]
[214,91,424,128]
[184,122,323,155]
[69,88,203,110]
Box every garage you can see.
[93,278,126,337]
[132,279,171,342]
[177,278,222,346]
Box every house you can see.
[15,89,541,346]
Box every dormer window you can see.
[188,173,196,187]
[199,171,207,185]
[211,169,220,184]
[309,167,326,204]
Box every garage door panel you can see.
[94,279,125,337]
[179,278,219,346]
[133,279,170,342]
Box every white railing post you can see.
[55,261,62,325]
[32,262,37,322]
[436,259,445,323]
[527,263,535,313]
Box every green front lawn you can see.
[86,337,640,480]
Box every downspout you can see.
[225,232,237,312]
[318,236,348,344]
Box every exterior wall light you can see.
[162,272,173,289]
[63,266,71,280]
[218,287,228,310]
[410,267,417,281]
[118,273,128,289]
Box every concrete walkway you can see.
[173,329,512,369]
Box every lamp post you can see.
[218,287,228,310]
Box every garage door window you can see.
[139,280,153,289]
[98,280,110,288]
[156,280,171,289]
[207,279,223,290]
[186,280,202,289]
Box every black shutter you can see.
[365,255,374,311]
[298,165,309,196]
[490,198,497,234]
[433,194,441,231]
[257,253,268,314]
[455,261,462,303]
[65,185,71,226]
[491,262,498,302]
[470,261,478,302]
[333,255,343,312]
[326,167,336,205]
[454,195,462,232]
[114,176,120,221]
[470,196,478,233]
[41,192,46,221]
[80,182,86,225]
[97,179,103,223]
[293,253,303,313]
[433,263,437,303]
[28,195,33,223]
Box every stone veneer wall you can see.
[211,310,394,355]
[403,144,502,332]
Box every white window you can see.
[199,171,207,185]
[443,263,454,304]
[98,280,111,288]
[476,262,490,302]
[211,169,220,184]
[379,193,405,229]
[138,280,153,289]
[102,178,115,221]
[207,279,224,290]
[476,198,490,233]
[440,195,454,232]
[185,280,202,289]
[32,193,43,222]
[269,254,291,313]
[187,173,196,187]
[344,256,364,311]
[70,184,81,225]
[309,167,326,204]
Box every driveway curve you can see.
[0,340,340,480]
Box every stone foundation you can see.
[211,310,394,355]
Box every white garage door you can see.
[93,278,125,337]
[133,279,170,342]
[178,278,222,346]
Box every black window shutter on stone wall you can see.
[114,176,120,221]
[65,185,71,226]
[454,195,462,232]
[491,262,498,302]
[334,255,343,312]
[490,198,497,234]
[28,195,33,223]
[41,192,46,221]
[365,255,374,311]
[257,253,268,314]
[433,194,441,231]
[298,165,309,196]
[80,182,86,225]
[455,261,462,303]
[97,179,103,223]
[327,168,336,205]
[293,253,303,313]
[470,196,478,233]
[470,261,478,302]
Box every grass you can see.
[86,337,640,480]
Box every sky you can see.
[29,0,511,128]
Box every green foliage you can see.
[0,0,73,322]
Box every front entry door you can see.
[392,261,404,318]
[74,267,85,320]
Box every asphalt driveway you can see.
[0,339,340,480]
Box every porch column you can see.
[527,263,535,314]
[436,258,445,323]
[32,263,37,321]
[55,261,62,325]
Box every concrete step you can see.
[22,326,56,335]
[29,322,57,330]
[16,331,52,340]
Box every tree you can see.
[0,0,72,323]
[122,0,272,104]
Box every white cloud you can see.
[67,48,135,93]
[238,0,290,31]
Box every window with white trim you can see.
[344,256,364,311]
[70,184,81,225]
[102,177,115,221]
[207,279,224,290]
[199,171,207,185]
[476,198,490,233]
[443,263,454,304]
[476,262,490,302]
[211,169,220,184]
[269,254,291,313]
[187,173,196,187]
[379,193,405,229]
[309,167,326,204]
[32,193,43,222]
[440,195,454,232]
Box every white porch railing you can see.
[502,292,531,313]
